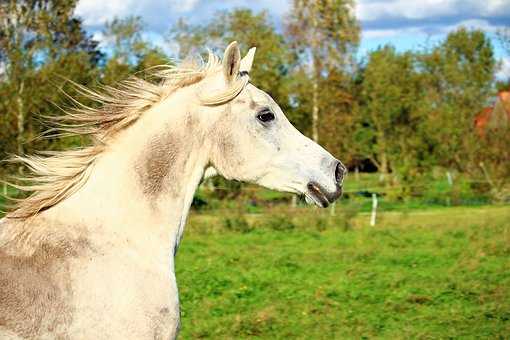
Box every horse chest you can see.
[68,253,180,338]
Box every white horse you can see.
[0,42,346,339]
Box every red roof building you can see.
[475,90,510,135]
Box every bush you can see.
[259,214,295,232]
[222,215,252,233]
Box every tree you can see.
[169,9,294,115]
[317,68,359,165]
[475,99,510,201]
[356,45,425,178]
[0,0,100,172]
[286,0,360,142]
[101,16,169,85]
[419,28,496,174]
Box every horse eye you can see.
[257,110,275,123]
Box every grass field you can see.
[1,183,509,338]
[176,205,510,339]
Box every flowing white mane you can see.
[5,52,250,218]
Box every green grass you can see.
[1,179,508,338]
[176,206,510,339]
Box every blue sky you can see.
[75,0,510,79]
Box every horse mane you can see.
[4,52,250,219]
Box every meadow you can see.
[177,205,510,339]
[1,176,509,338]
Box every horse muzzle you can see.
[305,161,346,208]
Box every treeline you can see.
[1,0,509,200]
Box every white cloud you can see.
[75,0,509,63]
[363,27,426,39]
[362,18,505,46]
[90,31,119,50]
[357,0,458,21]
[497,56,510,80]
[357,0,510,22]
[75,0,202,28]
[75,0,137,26]
[482,0,510,16]
[442,19,501,34]
[169,0,200,13]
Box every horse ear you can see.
[240,47,256,73]
[222,41,241,84]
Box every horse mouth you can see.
[306,182,343,208]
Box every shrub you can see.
[222,215,252,233]
[260,214,295,231]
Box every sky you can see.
[75,0,510,79]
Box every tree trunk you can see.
[380,151,388,175]
[16,81,25,175]
[311,4,319,143]
[312,77,319,142]
[379,151,389,183]
[16,81,25,157]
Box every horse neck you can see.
[48,92,209,257]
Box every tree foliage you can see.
[353,28,499,191]
[0,0,100,174]
[356,46,425,177]
[169,9,293,114]
[101,16,169,85]
[286,0,360,142]
[419,28,496,173]
[0,3,508,200]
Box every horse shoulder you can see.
[0,217,90,339]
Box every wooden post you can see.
[446,171,453,186]
[446,171,453,206]
[370,193,378,226]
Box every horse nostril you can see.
[335,162,346,185]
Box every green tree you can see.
[286,0,360,142]
[315,68,359,165]
[419,28,496,173]
[356,45,425,179]
[103,16,147,65]
[0,0,100,172]
[101,16,169,85]
[475,101,510,201]
[169,9,294,114]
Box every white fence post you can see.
[446,171,453,206]
[291,195,297,208]
[446,171,453,186]
[370,193,378,226]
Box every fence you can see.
[0,171,506,222]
